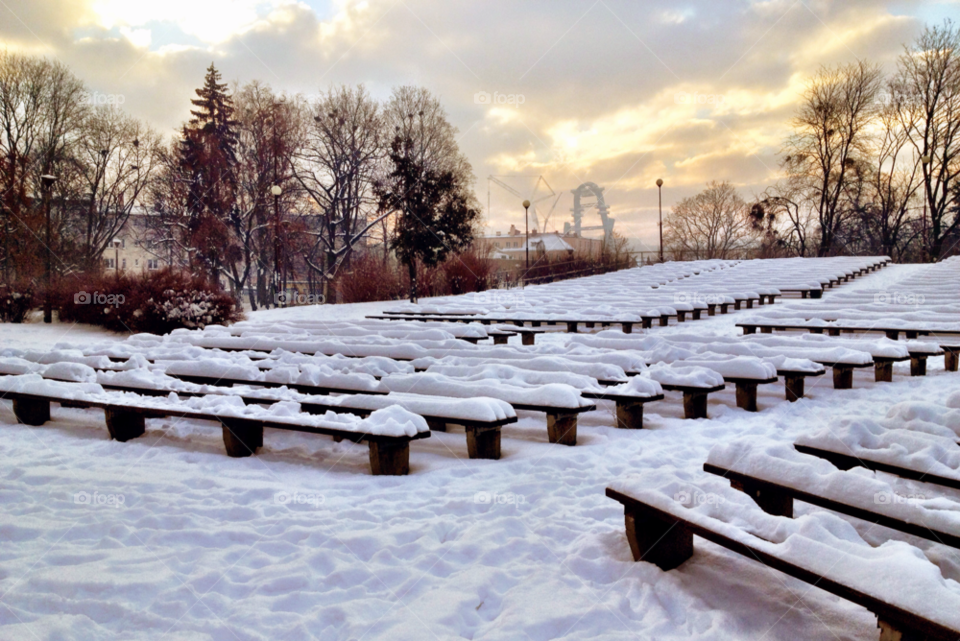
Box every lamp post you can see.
[40,174,57,323]
[522,199,531,286]
[921,154,931,261]
[656,178,663,263]
[271,184,282,307]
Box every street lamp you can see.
[522,199,531,286]
[271,184,283,307]
[40,174,57,323]
[656,178,664,263]
[921,154,931,261]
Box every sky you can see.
[1,0,956,246]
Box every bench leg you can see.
[12,398,50,426]
[682,392,709,419]
[641,318,652,329]
[809,328,824,334]
[676,311,686,322]
[566,322,578,333]
[220,418,263,457]
[493,334,508,345]
[733,479,793,517]
[368,440,410,475]
[761,326,773,334]
[466,426,501,460]
[521,333,535,346]
[734,301,742,310]
[746,299,754,309]
[811,290,823,299]
[624,508,693,570]
[585,322,595,328]
[531,321,541,327]
[874,361,893,383]
[692,310,701,320]
[833,367,853,389]
[735,382,759,412]
[827,328,841,336]
[622,322,633,334]
[720,304,730,314]
[426,419,447,432]
[877,618,928,641]
[785,375,804,402]
[659,315,669,326]
[105,409,145,442]
[512,320,524,327]
[909,356,927,376]
[884,330,899,340]
[946,351,959,372]
[546,413,577,446]
[707,305,716,316]
[801,290,809,298]
[742,326,757,335]
[905,331,918,339]
[615,402,644,430]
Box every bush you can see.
[0,282,38,323]
[442,249,494,294]
[56,269,243,334]
[334,253,403,304]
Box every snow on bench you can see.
[381,373,595,446]
[704,438,960,548]
[645,364,725,419]
[605,469,960,641]
[0,373,429,475]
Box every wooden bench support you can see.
[946,349,959,372]
[761,326,773,334]
[733,300,742,310]
[905,331,919,339]
[810,289,823,299]
[719,303,730,314]
[12,397,50,426]
[465,426,501,460]
[531,321,541,327]
[220,417,263,457]
[641,318,653,329]
[735,382,759,412]
[676,311,686,322]
[622,322,633,334]
[885,330,899,340]
[833,366,854,389]
[828,328,841,337]
[809,328,824,334]
[546,412,577,446]
[368,440,410,475]
[742,325,757,335]
[707,304,716,316]
[623,506,693,570]
[682,392,709,419]
[105,409,145,442]
[785,375,804,401]
[585,322,595,328]
[910,356,927,377]
[492,334,509,345]
[521,333,536,346]
[615,401,645,430]
[659,315,669,327]
[426,418,447,432]
[731,478,793,517]
[875,361,894,383]
[691,310,701,320]
[566,322,578,333]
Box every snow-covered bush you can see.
[0,282,37,323]
[57,269,242,333]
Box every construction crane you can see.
[487,175,562,232]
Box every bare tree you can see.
[664,181,758,259]
[63,106,160,272]
[893,20,960,261]
[293,85,385,301]
[783,60,883,256]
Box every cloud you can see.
[0,0,930,243]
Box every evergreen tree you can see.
[178,63,239,285]
[377,135,480,303]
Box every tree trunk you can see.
[407,259,417,304]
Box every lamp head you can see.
[656,178,663,188]
[270,185,282,196]
[522,200,530,209]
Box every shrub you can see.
[334,253,403,304]
[442,249,494,294]
[56,269,242,334]
[0,282,38,323]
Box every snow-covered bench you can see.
[703,440,960,549]
[1,374,430,475]
[605,471,960,641]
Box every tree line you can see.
[0,56,480,307]
[665,21,960,263]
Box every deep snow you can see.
[1,263,959,640]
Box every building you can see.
[473,225,604,283]
[100,211,176,275]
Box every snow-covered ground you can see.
[2,263,959,640]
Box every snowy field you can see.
[1,262,959,640]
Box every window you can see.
[121,259,126,269]
[104,258,115,269]
[147,259,159,270]
[134,259,139,266]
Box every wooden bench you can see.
[580,391,664,429]
[5,389,428,475]
[703,461,960,549]
[794,442,960,492]
[605,486,960,641]
[777,368,825,401]
[658,383,725,419]
[507,401,596,446]
[723,375,778,412]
